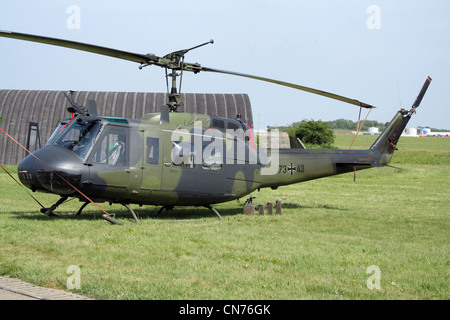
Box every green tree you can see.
[288,120,335,147]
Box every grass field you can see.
[0,134,448,300]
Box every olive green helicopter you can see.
[0,30,431,224]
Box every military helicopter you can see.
[0,30,431,224]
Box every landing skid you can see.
[42,198,140,224]
[101,203,140,225]
[102,213,124,225]
[42,198,222,224]
[40,196,68,217]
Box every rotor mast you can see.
[166,69,182,112]
[142,39,214,112]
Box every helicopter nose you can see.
[18,146,85,195]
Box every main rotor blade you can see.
[0,30,376,109]
[0,30,159,65]
[201,67,375,109]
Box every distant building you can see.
[418,126,431,135]
[368,127,378,134]
[403,128,418,137]
[402,126,450,137]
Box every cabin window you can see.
[201,137,223,171]
[202,148,223,171]
[146,137,159,165]
[172,141,195,168]
[91,128,128,166]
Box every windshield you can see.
[53,119,102,159]
[45,120,71,146]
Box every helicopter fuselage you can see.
[17,108,404,209]
[18,112,262,207]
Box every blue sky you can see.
[1,0,449,130]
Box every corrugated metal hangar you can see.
[0,90,253,165]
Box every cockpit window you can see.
[45,120,71,146]
[53,119,101,159]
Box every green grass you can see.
[0,135,449,300]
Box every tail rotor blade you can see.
[411,76,432,111]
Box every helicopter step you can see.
[205,205,223,220]
[76,201,90,216]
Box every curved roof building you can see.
[0,90,253,165]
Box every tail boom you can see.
[257,76,432,189]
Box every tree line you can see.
[269,119,448,149]
[272,118,390,133]
[271,119,390,149]
[322,118,389,131]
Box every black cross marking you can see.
[287,163,296,175]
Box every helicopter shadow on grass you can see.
[7,201,346,224]
[131,205,244,222]
[7,204,252,224]
[283,202,351,211]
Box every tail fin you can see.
[370,76,432,164]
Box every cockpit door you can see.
[86,125,131,198]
